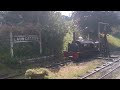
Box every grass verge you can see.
[29,59,107,79]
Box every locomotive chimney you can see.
[73,32,75,42]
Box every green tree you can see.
[0,11,70,57]
[72,11,120,40]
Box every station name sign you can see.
[13,35,39,43]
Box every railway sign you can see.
[13,35,39,43]
[10,31,42,57]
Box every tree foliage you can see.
[0,11,72,58]
[72,11,120,40]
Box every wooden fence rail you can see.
[18,55,57,67]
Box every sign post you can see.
[10,31,14,57]
[39,31,42,55]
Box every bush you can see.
[25,68,49,79]
[2,57,20,68]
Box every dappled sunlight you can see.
[107,35,120,47]
[0,11,120,79]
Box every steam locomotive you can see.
[64,22,111,61]
[63,33,100,60]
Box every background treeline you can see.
[0,11,75,60]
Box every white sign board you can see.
[13,35,39,43]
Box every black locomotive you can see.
[64,22,111,60]
[63,33,100,61]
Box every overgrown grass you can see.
[0,63,14,75]
[0,62,26,79]
[25,68,49,79]
[29,59,107,79]
[0,62,24,76]
[49,59,106,79]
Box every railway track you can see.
[80,57,120,79]
[98,64,120,79]
[0,59,72,79]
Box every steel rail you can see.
[80,58,120,79]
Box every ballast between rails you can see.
[98,64,120,79]
[80,58,120,79]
